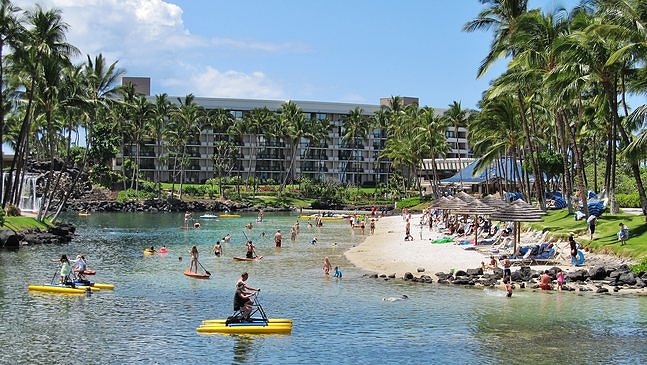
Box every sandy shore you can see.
[345,215,486,277]
[345,214,638,278]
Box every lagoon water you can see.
[1,212,646,364]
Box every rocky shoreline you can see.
[0,222,76,249]
[367,263,647,296]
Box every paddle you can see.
[198,260,211,276]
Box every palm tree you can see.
[342,107,371,186]
[8,5,79,220]
[463,0,529,77]
[168,94,204,199]
[0,0,24,203]
[442,101,471,188]
[150,93,171,197]
[277,101,308,194]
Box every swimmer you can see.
[311,237,318,245]
[334,266,342,278]
[382,295,409,302]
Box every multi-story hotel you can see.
[118,77,472,186]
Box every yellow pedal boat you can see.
[197,318,292,335]
[28,284,98,295]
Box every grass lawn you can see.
[1,216,52,232]
[528,210,647,261]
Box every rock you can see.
[379,274,387,278]
[388,273,396,279]
[0,230,23,248]
[369,274,379,279]
[452,277,472,285]
[596,287,609,294]
[417,267,425,273]
[567,269,588,282]
[466,268,483,276]
[589,266,607,280]
[419,275,433,283]
[403,272,414,280]
[454,270,468,277]
[618,272,637,286]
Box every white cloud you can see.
[12,0,287,98]
[164,66,284,99]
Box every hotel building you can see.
[117,77,472,186]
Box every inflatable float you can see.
[571,250,585,266]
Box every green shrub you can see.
[182,185,206,197]
[632,258,647,274]
[396,197,422,210]
[616,193,641,208]
[116,189,156,202]
[6,204,21,216]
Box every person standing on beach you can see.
[370,219,376,235]
[274,230,282,247]
[568,235,578,259]
[556,269,565,291]
[587,214,597,240]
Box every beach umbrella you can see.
[480,194,509,209]
[429,196,452,210]
[455,191,476,204]
[455,199,496,245]
[490,200,545,254]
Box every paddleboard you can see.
[183,269,210,279]
[232,256,263,261]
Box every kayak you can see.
[219,214,241,218]
[196,318,292,335]
[199,214,218,219]
[183,269,210,279]
[233,256,263,261]
[144,249,156,254]
[28,284,98,295]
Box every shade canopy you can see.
[489,200,545,254]
[480,194,509,209]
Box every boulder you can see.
[588,266,607,280]
[618,272,637,286]
[466,268,483,276]
[417,267,425,273]
[403,272,414,280]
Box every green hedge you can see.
[616,193,641,208]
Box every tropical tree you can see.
[342,106,372,186]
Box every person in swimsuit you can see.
[245,241,255,259]
[213,241,222,257]
[539,270,552,290]
[323,257,331,275]
[57,254,72,284]
[274,230,282,248]
[234,272,260,319]
[502,255,511,278]
[189,245,199,273]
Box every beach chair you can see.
[489,237,513,255]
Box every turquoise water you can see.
[0,212,646,364]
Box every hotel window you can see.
[230,110,243,119]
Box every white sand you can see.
[345,214,486,277]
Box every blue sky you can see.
[12,0,644,110]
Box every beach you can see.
[345,214,638,278]
[345,214,485,277]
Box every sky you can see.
[11,0,645,110]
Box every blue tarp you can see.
[441,158,532,184]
